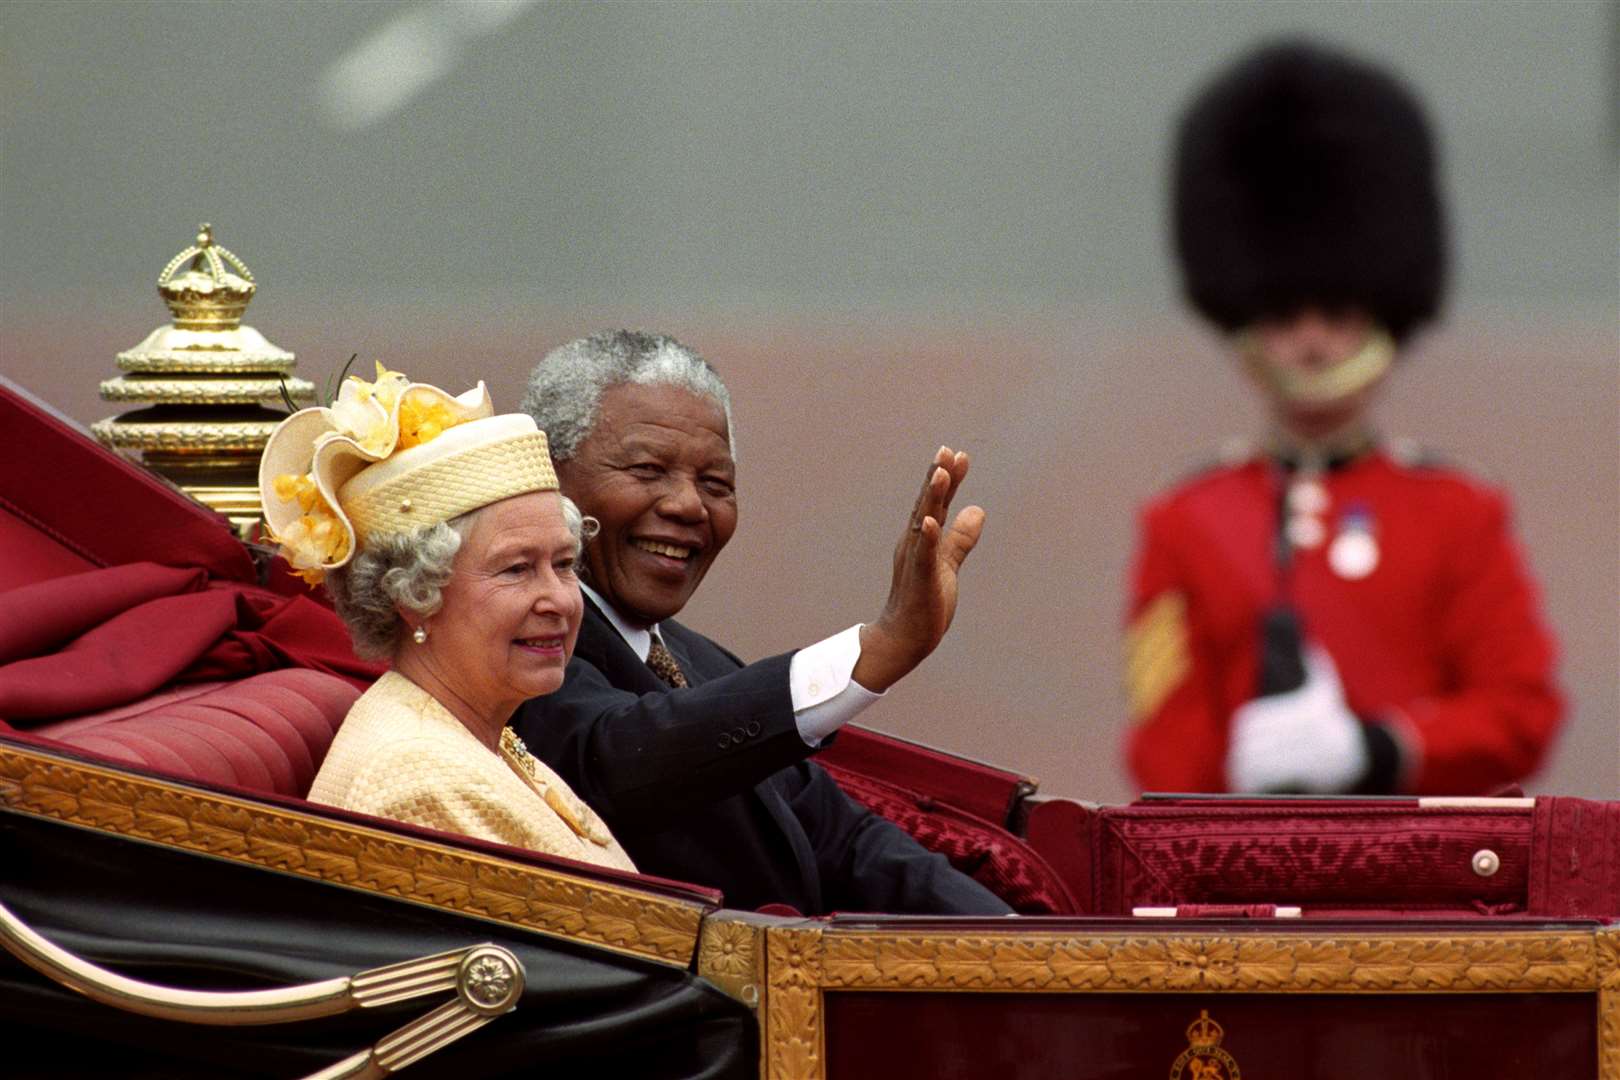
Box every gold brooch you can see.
[499,728,613,847]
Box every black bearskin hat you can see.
[1172,39,1447,343]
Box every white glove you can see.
[1226,646,1369,794]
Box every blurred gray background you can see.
[3,0,1616,802]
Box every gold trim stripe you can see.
[1124,591,1191,722]
[810,929,1602,993]
[0,744,706,968]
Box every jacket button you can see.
[732,727,747,743]
[718,733,731,749]
[746,721,761,737]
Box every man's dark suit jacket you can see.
[514,598,1011,915]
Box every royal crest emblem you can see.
[1168,1009,1241,1080]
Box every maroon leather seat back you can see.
[37,669,359,798]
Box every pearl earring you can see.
[412,625,428,644]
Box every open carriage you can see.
[3,377,1616,1078]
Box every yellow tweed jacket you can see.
[308,671,636,873]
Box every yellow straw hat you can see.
[258,364,557,583]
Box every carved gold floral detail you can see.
[698,916,767,1010]
[816,930,1596,993]
[767,926,824,1080]
[0,746,706,967]
[91,418,282,453]
[1599,930,1620,1079]
[99,376,315,406]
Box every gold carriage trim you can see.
[0,744,707,968]
[99,376,315,406]
[762,924,1620,1080]
[90,418,285,454]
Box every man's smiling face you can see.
[555,381,737,627]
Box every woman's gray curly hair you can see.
[520,329,736,462]
[326,496,592,660]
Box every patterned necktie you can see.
[646,636,689,688]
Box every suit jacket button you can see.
[718,733,731,749]
[732,727,747,743]
[746,721,761,737]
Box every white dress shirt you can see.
[579,581,881,746]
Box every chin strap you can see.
[1238,326,1396,406]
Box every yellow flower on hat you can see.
[263,489,351,586]
[397,389,461,449]
[329,366,397,456]
[258,368,496,588]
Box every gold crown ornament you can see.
[259,366,558,585]
[92,224,314,536]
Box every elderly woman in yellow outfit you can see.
[259,365,635,871]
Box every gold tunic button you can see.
[1471,848,1501,877]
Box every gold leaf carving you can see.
[78,794,136,830]
[1345,940,1415,990]
[639,902,703,960]
[1284,940,1354,988]
[769,987,821,1080]
[1163,939,1238,990]
[767,928,824,1080]
[1231,938,1296,989]
[1592,930,1619,989]
[304,847,361,883]
[246,836,307,871]
[991,939,1058,989]
[820,937,882,985]
[1597,929,1619,1080]
[1516,932,1594,990]
[698,917,765,1010]
[1047,940,1113,989]
[877,938,941,987]
[773,927,824,990]
[792,930,1605,996]
[699,920,757,981]
[1406,940,1474,989]
[582,891,645,949]
[1106,938,1173,988]
[189,817,249,856]
[935,938,998,988]
[414,852,476,906]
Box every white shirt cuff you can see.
[791,623,883,746]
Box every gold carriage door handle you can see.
[0,897,524,1079]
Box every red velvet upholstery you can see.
[824,763,1080,914]
[1092,801,1537,917]
[36,669,360,798]
[1529,797,1620,918]
[818,724,1035,828]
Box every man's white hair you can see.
[520,330,736,462]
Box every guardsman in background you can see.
[1122,39,1562,795]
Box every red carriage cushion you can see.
[37,669,359,798]
[820,760,1081,915]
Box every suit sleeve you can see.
[1397,488,1562,793]
[515,649,815,827]
[783,763,1013,916]
[1122,503,1231,793]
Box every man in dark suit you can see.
[513,330,1010,915]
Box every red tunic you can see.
[1122,446,1562,795]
